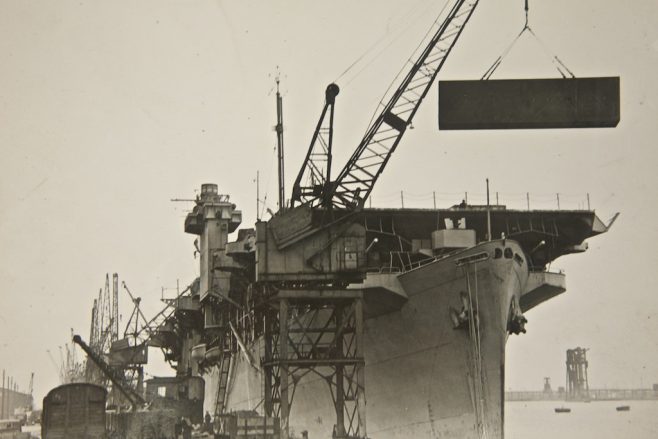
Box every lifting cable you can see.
[333,0,439,85]
[364,0,452,131]
[481,0,575,80]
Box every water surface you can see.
[506,400,658,439]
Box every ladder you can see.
[214,352,232,418]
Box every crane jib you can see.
[383,112,408,133]
[323,0,481,209]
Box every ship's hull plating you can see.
[205,240,529,438]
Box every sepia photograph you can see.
[1,1,656,438]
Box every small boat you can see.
[616,405,631,411]
[554,407,571,413]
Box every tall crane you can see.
[259,3,483,438]
[46,350,65,384]
[86,274,120,385]
[73,335,145,410]
[293,0,481,210]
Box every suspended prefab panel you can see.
[109,339,148,366]
[438,77,620,130]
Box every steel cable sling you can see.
[481,0,575,80]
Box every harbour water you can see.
[505,400,658,438]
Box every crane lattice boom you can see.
[327,0,480,209]
[291,83,340,208]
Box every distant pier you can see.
[508,349,658,402]
[506,387,658,402]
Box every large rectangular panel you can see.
[438,77,620,129]
[109,340,148,366]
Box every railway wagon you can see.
[42,383,107,439]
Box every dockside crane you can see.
[86,274,120,386]
[293,0,481,210]
[46,350,64,384]
[290,83,340,208]
[258,2,483,439]
[73,335,146,410]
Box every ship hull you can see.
[206,240,529,438]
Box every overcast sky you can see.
[1,0,657,405]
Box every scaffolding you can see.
[259,288,366,439]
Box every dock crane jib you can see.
[291,83,340,208]
[290,0,481,210]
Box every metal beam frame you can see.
[262,290,366,439]
[291,84,340,208]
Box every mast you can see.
[73,335,145,410]
[276,77,285,211]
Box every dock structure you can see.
[260,288,366,439]
[506,388,658,402]
[0,376,31,419]
[566,347,590,400]
[507,349,658,402]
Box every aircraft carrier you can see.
[184,189,614,439]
